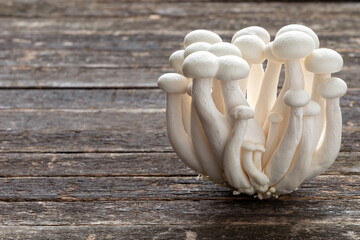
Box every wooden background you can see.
[0,0,358,239]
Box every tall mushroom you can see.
[233,35,266,108]
[208,42,243,114]
[182,51,231,165]
[275,24,320,95]
[158,73,204,173]
[254,42,284,126]
[169,50,191,135]
[304,48,343,148]
[307,77,347,179]
[264,89,310,185]
[263,31,315,154]
[187,83,224,184]
[274,100,321,195]
[183,30,224,115]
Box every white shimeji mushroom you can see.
[209,42,243,114]
[304,48,343,148]
[157,73,205,174]
[276,24,320,96]
[265,89,310,186]
[274,100,321,195]
[187,83,224,184]
[160,25,347,199]
[254,42,284,127]
[223,105,255,195]
[182,51,231,165]
[233,35,266,108]
[183,30,224,116]
[169,50,191,135]
[263,31,315,156]
[307,77,347,179]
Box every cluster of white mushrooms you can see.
[157,24,347,199]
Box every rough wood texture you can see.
[0,0,359,239]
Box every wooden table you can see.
[0,1,359,239]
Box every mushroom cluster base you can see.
[157,25,347,199]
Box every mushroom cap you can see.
[276,24,320,49]
[184,42,212,59]
[158,73,189,94]
[242,141,257,151]
[264,42,285,64]
[231,26,270,44]
[233,35,265,64]
[304,48,343,74]
[267,112,283,123]
[303,100,321,116]
[272,31,315,60]
[317,77,347,99]
[182,51,219,78]
[208,42,242,57]
[230,105,254,120]
[183,29,222,48]
[283,89,310,107]
[215,55,250,81]
[169,50,185,73]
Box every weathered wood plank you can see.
[0,175,358,201]
[0,110,357,153]
[0,224,359,240]
[0,1,358,18]
[0,110,356,152]
[0,151,357,177]
[0,199,358,225]
[0,88,357,109]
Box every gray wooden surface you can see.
[0,1,359,239]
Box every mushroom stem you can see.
[181,94,191,135]
[223,106,254,194]
[302,59,314,95]
[212,78,225,114]
[263,59,305,137]
[190,100,224,183]
[307,98,342,179]
[261,112,283,169]
[221,80,248,116]
[311,73,331,147]
[274,101,320,194]
[264,89,309,185]
[242,142,269,193]
[166,94,205,173]
[192,78,231,163]
[247,63,264,109]
[254,61,282,126]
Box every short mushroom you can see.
[265,89,310,185]
[304,48,343,148]
[307,77,347,179]
[158,73,204,173]
[233,35,266,108]
[223,105,255,195]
